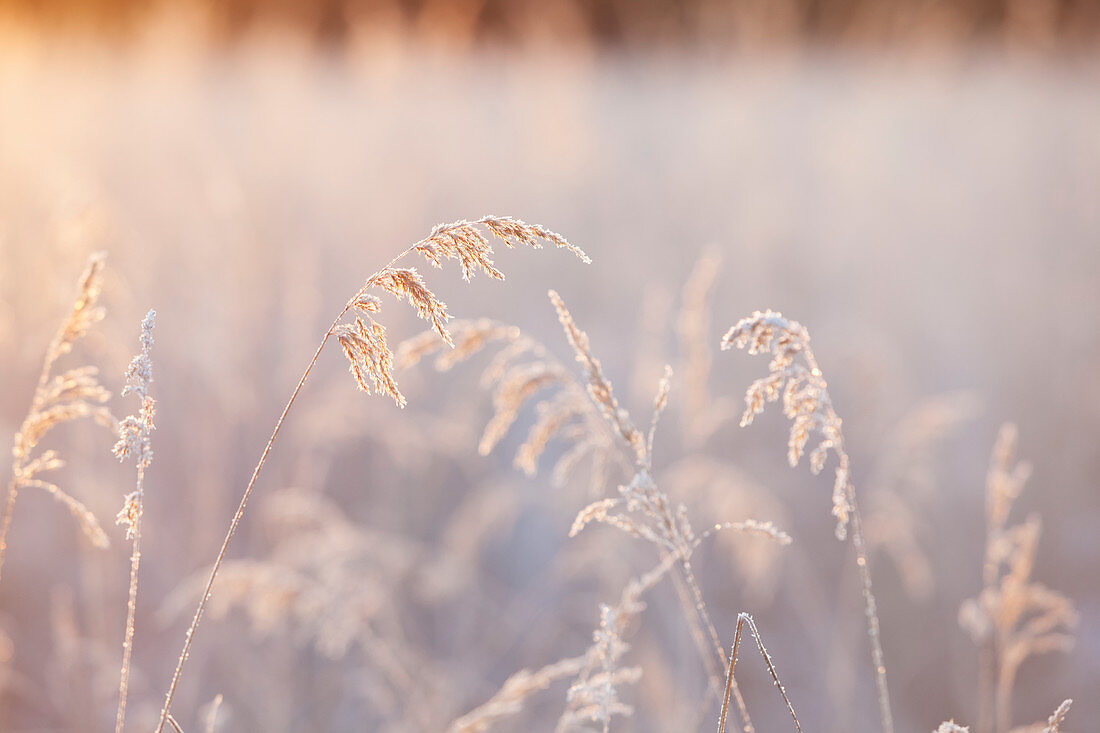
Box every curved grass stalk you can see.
[0,253,113,588]
[721,310,892,733]
[153,217,586,732]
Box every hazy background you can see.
[1,2,1098,731]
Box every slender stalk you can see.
[679,555,753,732]
[718,614,802,733]
[680,555,727,670]
[1,255,109,586]
[717,612,745,733]
[153,312,341,733]
[110,309,156,733]
[840,454,893,733]
[115,466,144,733]
[802,350,893,733]
[154,232,509,729]
[643,479,753,730]
[667,562,723,686]
[665,553,753,732]
[978,448,1001,733]
[0,317,68,586]
[743,614,801,731]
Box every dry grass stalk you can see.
[556,306,713,672]
[445,509,787,733]
[721,309,893,733]
[646,365,672,460]
[568,476,790,557]
[0,253,114,587]
[549,290,646,466]
[397,318,628,494]
[865,392,980,600]
[958,426,1076,733]
[554,551,692,733]
[629,287,672,409]
[447,656,587,733]
[154,217,587,732]
[445,551,679,733]
[568,468,788,730]
[677,250,718,433]
[338,217,588,408]
[660,458,792,603]
[717,613,802,733]
[440,305,790,732]
[550,293,797,732]
[424,294,793,732]
[113,309,156,733]
[675,249,734,445]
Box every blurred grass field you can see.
[1,8,1099,732]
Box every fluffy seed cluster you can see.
[557,603,639,733]
[570,471,693,550]
[721,310,853,539]
[722,309,894,733]
[335,217,589,408]
[115,492,142,542]
[113,309,156,472]
[150,219,591,733]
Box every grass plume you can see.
[113,309,156,733]
[721,309,893,733]
[417,294,797,732]
[0,253,114,587]
[153,216,587,732]
[958,425,1076,733]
